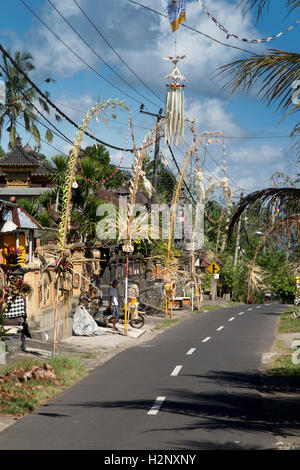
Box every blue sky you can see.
[0,0,299,194]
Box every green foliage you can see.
[0,50,56,148]
[80,144,124,190]
[141,154,176,203]
[17,198,52,228]
[37,210,52,228]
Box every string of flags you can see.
[198,0,300,44]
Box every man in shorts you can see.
[106,280,119,330]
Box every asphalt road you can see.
[0,303,284,450]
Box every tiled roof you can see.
[0,137,55,176]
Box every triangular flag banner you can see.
[167,0,186,32]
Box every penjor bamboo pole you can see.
[166,136,204,317]
[52,278,60,357]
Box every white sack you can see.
[72,305,104,336]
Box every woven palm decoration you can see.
[164,55,186,145]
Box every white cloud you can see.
[227,143,291,192]
[5,0,261,97]
[185,97,244,136]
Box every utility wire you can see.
[167,143,197,205]
[198,141,244,190]
[0,63,74,146]
[15,117,71,156]
[128,0,257,56]
[46,0,161,109]
[72,0,165,106]
[20,0,154,110]
[0,41,146,153]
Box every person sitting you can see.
[89,287,102,319]
[79,290,90,309]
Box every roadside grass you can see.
[193,304,222,314]
[263,306,300,378]
[154,318,179,330]
[263,349,300,378]
[0,356,87,416]
[225,301,243,307]
[277,308,300,333]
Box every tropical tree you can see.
[218,1,300,137]
[81,144,125,190]
[141,154,176,203]
[0,50,57,148]
[17,197,53,228]
[50,154,69,211]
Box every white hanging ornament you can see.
[72,180,78,189]
[164,55,186,146]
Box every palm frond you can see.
[228,187,300,237]
[239,0,300,20]
[217,50,300,113]
[286,0,300,14]
[104,209,156,244]
[239,0,270,21]
[246,262,266,292]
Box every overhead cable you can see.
[46,0,161,109]
[73,0,165,105]
[0,42,145,153]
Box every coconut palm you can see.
[228,187,300,237]
[240,1,300,20]
[0,50,55,149]
[76,155,103,211]
[218,2,300,136]
[51,154,69,211]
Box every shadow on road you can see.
[63,369,299,441]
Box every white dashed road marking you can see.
[248,308,253,311]
[228,317,235,322]
[202,337,211,343]
[148,397,166,415]
[171,365,183,376]
[186,348,196,355]
[216,326,224,331]
[238,312,244,315]
[256,306,261,309]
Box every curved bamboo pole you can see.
[166,134,205,318]
[123,118,163,334]
[53,100,130,353]
[58,99,131,251]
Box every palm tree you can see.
[17,197,53,228]
[218,1,300,271]
[218,1,300,135]
[51,154,69,211]
[76,155,102,211]
[228,187,300,237]
[0,50,54,148]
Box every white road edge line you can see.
[228,317,235,322]
[186,348,196,355]
[216,326,224,331]
[202,337,211,343]
[147,396,166,415]
[171,365,183,376]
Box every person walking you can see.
[107,280,119,330]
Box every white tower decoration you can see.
[164,55,186,146]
